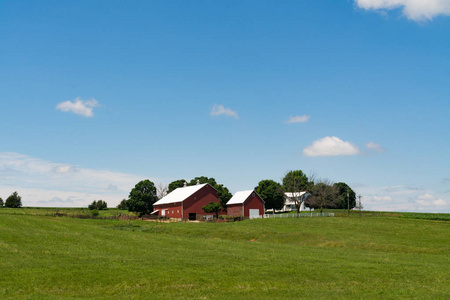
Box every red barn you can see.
[227,190,265,219]
[153,183,221,220]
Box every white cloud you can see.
[416,193,447,206]
[355,0,450,21]
[0,152,158,207]
[286,115,310,123]
[355,185,449,213]
[210,104,238,119]
[365,141,386,153]
[56,97,99,117]
[303,136,360,157]
[372,195,393,201]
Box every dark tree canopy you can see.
[188,176,232,211]
[256,180,284,212]
[117,199,128,210]
[333,182,356,210]
[305,182,338,212]
[5,191,22,208]
[88,200,107,210]
[282,170,311,192]
[168,179,187,193]
[0,197,4,207]
[201,201,222,218]
[127,180,157,216]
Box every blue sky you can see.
[1,0,449,212]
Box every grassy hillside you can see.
[0,210,448,299]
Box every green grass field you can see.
[0,209,448,299]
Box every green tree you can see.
[88,200,97,210]
[127,180,157,216]
[96,200,107,210]
[306,180,338,212]
[256,180,284,214]
[188,176,232,211]
[201,202,222,218]
[282,170,311,213]
[168,179,186,193]
[5,191,22,208]
[0,197,4,207]
[334,182,356,210]
[88,200,107,210]
[117,199,128,210]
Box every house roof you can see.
[227,190,256,205]
[284,192,310,205]
[154,183,208,206]
[285,191,308,198]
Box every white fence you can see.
[264,212,334,218]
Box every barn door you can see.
[249,209,260,219]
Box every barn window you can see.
[177,210,179,213]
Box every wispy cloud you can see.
[56,97,99,117]
[354,0,450,21]
[303,136,360,157]
[285,115,310,123]
[416,193,447,207]
[210,104,238,119]
[359,185,449,213]
[0,152,157,207]
[365,141,386,153]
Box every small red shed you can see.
[227,190,265,219]
[153,183,221,220]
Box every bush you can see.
[117,199,128,210]
[91,209,99,216]
[5,192,22,208]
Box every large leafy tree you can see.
[256,180,284,214]
[282,170,311,213]
[5,191,22,208]
[188,176,232,210]
[305,180,338,212]
[333,182,356,210]
[127,180,157,216]
[0,197,4,207]
[168,179,187,193]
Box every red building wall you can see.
[155,203,183,218]
[227,204,243,217]
[243,193,265,218]
[183,184,224,217]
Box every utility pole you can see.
[347,186,350,216]
[357,194,363,216]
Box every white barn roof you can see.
[154,183,208,206]
[227,190,255,205]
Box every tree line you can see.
[118,171,358,216]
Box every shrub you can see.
[117,199,128,210]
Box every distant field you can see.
[0,209,448,299]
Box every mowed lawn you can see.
[0,211,448,299]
